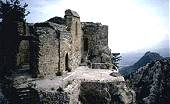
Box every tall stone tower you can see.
[65,9,82,70]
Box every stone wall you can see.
[81,22,108,50]
[81,22,112,67]
[34,22,60,77]
[32,9,83,77]
[59,32,72,73]
[33,19,80,77]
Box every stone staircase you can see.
[9,87,40,104]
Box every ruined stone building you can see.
[0,9,113,78]
[0,9,135,104]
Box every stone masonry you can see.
[81,22,113,69]
[0,9,114,78]
[33,9,82,77]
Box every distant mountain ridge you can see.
[119,38,169,67]
[119,51,163,76]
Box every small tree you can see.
[0,0,29,77]
[112,53,121,68]
[0,0,29,22]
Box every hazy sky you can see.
[24,0,169,53]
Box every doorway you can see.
[84,38,88,52]
[16,40,30,69]
[65,53,71,72]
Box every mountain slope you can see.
[127,58,170,104]
[120,51,163,76]
[119,38,169,67]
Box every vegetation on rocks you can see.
[127,58,170,104]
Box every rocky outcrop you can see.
[127,58,170,104]
[79,82,135,104]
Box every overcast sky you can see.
[24,0,169,53]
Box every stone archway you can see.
[16,40,30,68]
[15,35,39,77]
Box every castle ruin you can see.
[0,9,113,78]
[0,9,134,104]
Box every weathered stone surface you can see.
[65,9,80,18]
[81,22,113,69]
[79,82,135,104]
[101,53,111,63]
[32,9,82,77]
[65,9,82,71]
[35,22,60,77]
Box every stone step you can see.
[17,89,30,93]
[13,88,39,104]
